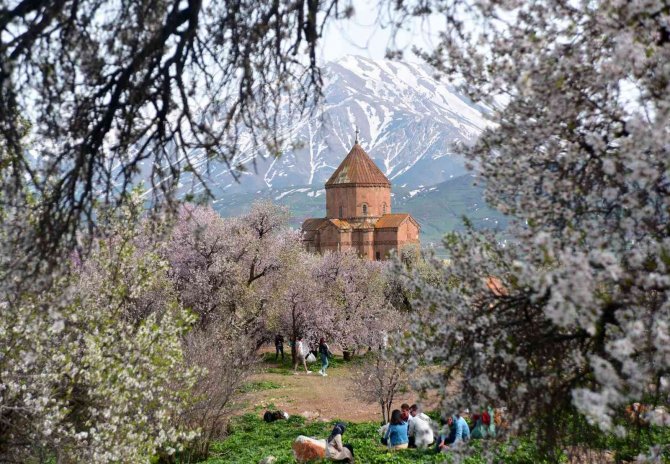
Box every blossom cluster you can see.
[393,0,670,455]
[0,200,199,463]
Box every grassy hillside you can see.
[398,175,507,248]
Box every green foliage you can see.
[260,352,352,376]
[604,425,670,462]
[565,413,670,462]
[182,410,670,464]
[237,381,283,394]
[185,414,562,464]
[492,439,560,464]
[540,407,670,462]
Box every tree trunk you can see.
[291,304,297,367]
[380,401,387,424]
[386,402,392,426]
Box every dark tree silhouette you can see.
[0,0,349,262]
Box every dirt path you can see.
[237,355,438,423]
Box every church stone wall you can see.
[326,186,356,219]
[374,228,401,260]
[354,185,391,217]
[302,229,318,252]
[317,224,344,252]
[404,221,420,243]
[302,141,419,261]
[373,221,421,259]
[326,185,391,219]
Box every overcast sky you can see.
[318,1,439,63]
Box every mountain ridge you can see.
[200,55,506,249]
[194,55,490,196]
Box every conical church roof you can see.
[325,143,390,187]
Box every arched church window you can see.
[382,203,387,215]
[339,205,343,218]
[362,204,368,216]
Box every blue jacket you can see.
[449,415,470,443]
[385,423,409,446]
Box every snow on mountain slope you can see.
[199,55,489,196]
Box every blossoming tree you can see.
[164,201,295,458]
[391,0,670,455]
[0,199,198,463]
[268,247,328,365]
[315,249,396,358]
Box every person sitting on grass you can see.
[325,422,354,463]
[382,409,409,450]
[318,337,333,376]
[400,403,411,424]
[435,413,470,452]
[408,404,434,449]
[471,407,495,439]
[294,336,311,375]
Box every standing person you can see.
[325,422,354,462]
[383,409,409,450]
[294,336,311,374]
[318,338,333,376]
[274,333,284,361]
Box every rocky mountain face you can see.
[199,55,506,248]
[201,55,490,195]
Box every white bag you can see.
[306,353,317,363]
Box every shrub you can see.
[0,201,198,463]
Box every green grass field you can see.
[179,407,670,464]
[169,353,670,464]
[201,414,497,464]
[196,413,670,464]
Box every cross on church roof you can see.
[354,126,359,144]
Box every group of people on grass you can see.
[292,406,497,464]
[274,334,333,377]
[273,333,498,462]
[381,404,497,454]
[317,405,492,464]
[382,403,436,451]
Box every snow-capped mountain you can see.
[194,55,505,250]
[202,55,489,195]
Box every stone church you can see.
[301,139,420,260]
